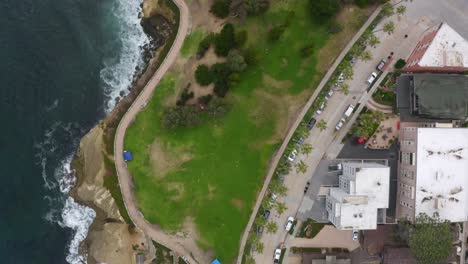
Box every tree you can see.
[396,5,407,16]
[268,24,287,42]
[254,215,267,227]
[245,0,270,16]
[339,83,350,95]
[270,179,287,196]
[261,198,273,211]
[368,33,380,48]
[308,0,341,21]
[296,125,311,139]
[381,2,394,17]
[205,97,229,118]
[266,221,278,234]
[300,143,313,156]
[395,59,406,69]
[211,63,232,97]
[214,23,236,56]
[276,160,291,175]
[300,43,315,58]
[317,120,327,131]
[195,64,213,86]
[226,50,247,72]
[295,160,308,174]
[275,201,287,215]
[350,44,364,58]
[210,0,230,18]
[383,21,395,35]
[409,213,453,264]
[197,33,215,58]
[338,61,353,80]
[248,235,264,253]
[361,50,373,61]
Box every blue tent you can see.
[123,151,133,161]
[211,259,221,264]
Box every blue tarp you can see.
[211,259,221,264]
[123,151,133,161]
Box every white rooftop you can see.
[419,23,468,68]
[329,163,390,230]
[415,128,468,222]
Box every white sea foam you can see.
[101,0,149,112]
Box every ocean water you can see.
[0,0,149,262]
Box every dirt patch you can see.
[316,5,375,73]
[150,140,193,178]
[189,0,225,33]
[207,184,217,200]
[143,0,174,20]
[167,182,185,201]
[262,74,293,93]
[231,198,245,210]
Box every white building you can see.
[397,127,468,222]
[326,162,390,230]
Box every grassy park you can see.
[125,0,373,261]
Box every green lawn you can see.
[125,1,371,262]
[372,88,395,106]
[180,29,205,57]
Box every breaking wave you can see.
[100,0,150,112]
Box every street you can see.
[252,0,468,262]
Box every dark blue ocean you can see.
[0,0,149,262]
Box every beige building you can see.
[396,123,468,222]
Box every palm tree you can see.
[248,235,264,253]
[317,120,328,131]
[295,160,308,174]
[381,2,395,17]
[368,34,380,48]
[396,5,407,16]
[255,215,267,227]
[339,83,350,95]
[383,21,395,35]
[266,221,278,234]
[277,160,291,175]
[270,179,288,196]
[350,44,364,58]
[297,125,310,138]
[261,198,273,211]
[300,143,313,156]
[275,201,287,215]
[256,242,264,253]
[339,61,354,80]
[245,256,255,264]
[361,50,373,61]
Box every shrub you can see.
[226,50,247,72]
[327,20,343,34]
[206,97,230,117]
[197,33,215,58]
[268,24,287,42]
[176,87,194,105]
[211,63,232,97]
[210,0,230,18]
[214,23,236,57]
[308,0,341,22]
[195,64,213,86]
[395,59,406,69]
[162,105,200,129]
[198,94,213,105]
[214,78,230,97]
[300,44,314,57]
[245,0,270,16]
[243,46,260,66]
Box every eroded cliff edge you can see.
[70,0,178,263]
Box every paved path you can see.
[236,6,383,264]
[366,98,393,114]
[112,0,200,263]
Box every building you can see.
[396,125,468,222]
[326,162,390,230]
[311,255,351,264]
[396,74,468,119]
[404,23,468,73]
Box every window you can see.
[401,152,416,165]
[399,183,415,200]
[402,140,414,146]
[401,169,415,180]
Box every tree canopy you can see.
[308,0,341,21]
[409,213,453,264]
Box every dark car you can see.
[306,118,317,130]
[376,59,387,71]
[264,210,271,220]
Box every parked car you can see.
[307,118,317,130]
[376,59,387,71]
[329,163,343,171]
[352,230,359,241]
[274,248,282,264]
[316,102,325,115]
[293,136,305,146]
[367,72,378,85]
[264,210,271,220]
[335,73,345,86]
[335,119,345,131]
[257,225,264,236]
[285,216,295,231]
[269,193,278,206]
[325,89,334,100]
[350,56,357,65]
[287,149,298,162]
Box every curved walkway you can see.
[113,0,197,263]
[366,98,393,114]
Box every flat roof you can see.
[412,74,468,119]
[419,23,468,68]
[415,128,468,222]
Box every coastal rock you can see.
[72,125,155,264]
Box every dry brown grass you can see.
[150,141,193,178]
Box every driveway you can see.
[288,226,360,252]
